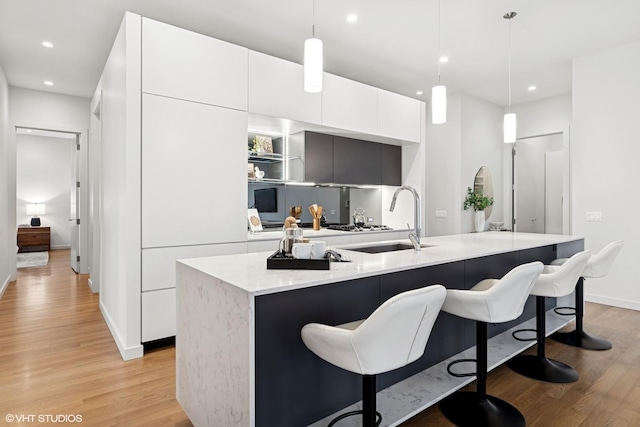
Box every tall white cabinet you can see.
[139,18,249,343]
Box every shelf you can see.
[248,178,285,184]
[248,151,298,163]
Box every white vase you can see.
[474,210,486,232]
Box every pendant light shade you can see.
[503,112,516,143]
[431,0,446,124]
[503,11,517,143]
[432,85,447,124]
[304,37,323,93]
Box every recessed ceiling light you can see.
[528,85,537,91]
[42,41,54,48]
[347,14,358,22]
[26,129,33,133]
[439,56,449,63]
[416,90,424,95]
[44,81,53,86]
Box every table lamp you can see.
[26,203,45,226]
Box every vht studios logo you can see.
[5,413,83,423]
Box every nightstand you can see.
[17,226,51,253]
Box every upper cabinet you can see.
[377,89,422,143]
[248,51,321,124]
[322,73,378,135]
[141,18,247,110]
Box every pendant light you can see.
[431,0,446,124]
[503,12,517,143]
[304,0,323,93]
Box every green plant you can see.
[463,187,494,211]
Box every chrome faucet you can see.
[389,185,421,250]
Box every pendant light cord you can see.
[508,14,512,113]
[312,0,316,38]
[437,0,441,84]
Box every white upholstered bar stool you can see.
[301,285,446,427]
[550,240,624,350]
[507,250,591,383]
[438,261,544,427]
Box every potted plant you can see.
[463,187,494,232]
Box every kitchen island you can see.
[176,232,583,427]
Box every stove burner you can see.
[327,224,392,232]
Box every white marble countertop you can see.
[178,232,582,296]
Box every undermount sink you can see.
[346,243,434,254]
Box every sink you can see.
[346,243,434,254]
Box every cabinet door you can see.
[142,288,176,342]
[377,89,422,143]
[333,136,381,185]
[322,73,378,135]
[141,94,248,248]
[304,132,334,183]
[380,144,401,185]
[142,18,247,110]
[248,51,321,124]
[142,243,247,291]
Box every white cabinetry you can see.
[142,243,248,292]
[141,93,248,248]
[377,89,422,143]
[248,51,321,124]
[142,288,176,342]
[322,73,378,135]
[142,18,247,110]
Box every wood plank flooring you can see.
[1,249,639,426]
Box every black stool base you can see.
[439,392,525,427]
[327,410,381,427]
[550,329,612,351]
[507,355,578,383]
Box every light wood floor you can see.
[1,250,639,426]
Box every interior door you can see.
[513,133,563,233]
[70,135,80,272]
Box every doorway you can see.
[512,131,570,234]
[15,127,82,272]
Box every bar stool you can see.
[507,250,591,383]
[550,240,623,350]
[301,285,446,427]
[438,261,543,427]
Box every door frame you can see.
[13,121,90,274]
[506,126,571,235]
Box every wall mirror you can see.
[474,166,493,219]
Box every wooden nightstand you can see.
[17,226,51,253]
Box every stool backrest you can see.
[533,250,591,297]
[582,240,624,278]
[352,284,446,375]
[480,261,544,323]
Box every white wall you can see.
[426,93,504,236]
[16,133,73,248]
[94,12,143,360]
[0,62,14,297]
[573,40,640,311]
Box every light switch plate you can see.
[585,211,603,222]
[435,210,448,218]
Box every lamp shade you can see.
[431,85,447,124]
[504,113,517,143]
[304,37,323,93]
[26,203,45,216]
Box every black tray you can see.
[267,251,330,270]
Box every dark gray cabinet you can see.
[304,131,334,183]
[380,143,401,186]
[333,136,381,185]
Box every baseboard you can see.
[99,300,144,361]
[0,275,11,299]
[87,278,99,294]
[51,245,71,250]
[585,293,640,312]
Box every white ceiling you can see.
[1,0,640,107]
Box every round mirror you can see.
[474,166,493,219]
